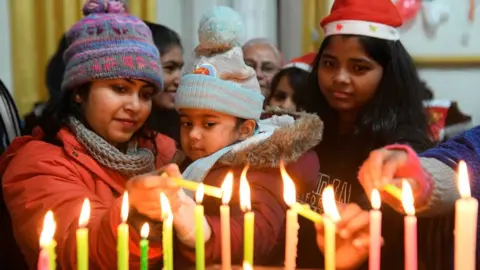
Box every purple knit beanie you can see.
[62,0,163,92]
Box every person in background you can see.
[358,125,480,267]
[0,1,180,268]
[296,0,434,268]
[144,21,184,144]
[242,38,282,98]
[267,53,316,111]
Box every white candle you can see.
[369,189,382,270]
[280,162,299,270]
[220,172,233,270]
[322,185,341,270]
[402,180,417,270]
[454,161,478,270]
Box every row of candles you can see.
[38,161,478,270]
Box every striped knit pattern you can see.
[175,74,265,120]
[62,10,163,91]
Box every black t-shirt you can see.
[296,129,432,269]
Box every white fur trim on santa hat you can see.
[282,62,311,72]
[324,20,400,41]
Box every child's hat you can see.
[62,0,163,92]
[321,0,402,41]
[283,53,317,72]
[175,6,265,120]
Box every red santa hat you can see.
[282,52,317,72]
[321,0,402,41]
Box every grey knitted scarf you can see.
[68,117,155,178]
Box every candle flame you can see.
[322,185,340,222]
[121,192,129,223]
[221,172,234,205]
[280,160,296,207]
[401,180,415,216]
[196,184,205,204]
[240,165,251,212]
[242,261,253,270]
[140,223,150,239]
[39,211,56,247]
[78,198,90,227]
[160,192,172,220]
[371,189,381,210]
[458,160,471,198]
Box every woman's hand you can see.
[316,203,382,270]
[126,164,182,221]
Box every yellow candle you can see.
[220,172,233,270]
[77,198,90,270]
[39,210,57,270]
[158,171,223,198]
[160,193,174,270]
[240,166,254,266]
[117,192,129,270]
[292,202,323,223]
[455,161,478,270]
[195,184,205,270]
[322,185,341,270]
[280,162,299,270]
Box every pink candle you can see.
[37,249,49,270]
[220,172,233,270]
[402,181,417,270]
[369,189,382,270]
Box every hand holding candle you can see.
[117,192,129,270]
[140,223,149,270]
[240,165,255,267]
[280,161,299,270]
[454,161,478,270]
[402,180,417,270]
[38,210,57,270]
[160,193,174,270]
[77,199,90,270]
[220,172,233,270]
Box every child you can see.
[168,6,324,266]
[267,53,316,111]
[0,1,179,268]
[296,0,434,268]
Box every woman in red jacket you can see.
[0,1,180,269]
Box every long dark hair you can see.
[38,84,157,155]
[267,67,310,110]
[144,21,183,144]
[302,35,433,153]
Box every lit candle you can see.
[117,192,129,270]
[140,223,149,270]
[322,185,341,270]
[280,161,299,270]
[240,166,254,267]
[77,199,90,270]
[160,193,173,270]
[369,189,382,270]
[220,172,233,270]
[402,180,417,270]
[293,202,323,223]
[454,161,478,270]
[195,184,205,270]
[38,210,57,270]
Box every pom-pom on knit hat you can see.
[321,0,403,41]
[283,52,317,72]
[175,6,265,120]
[62,0,163,92]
